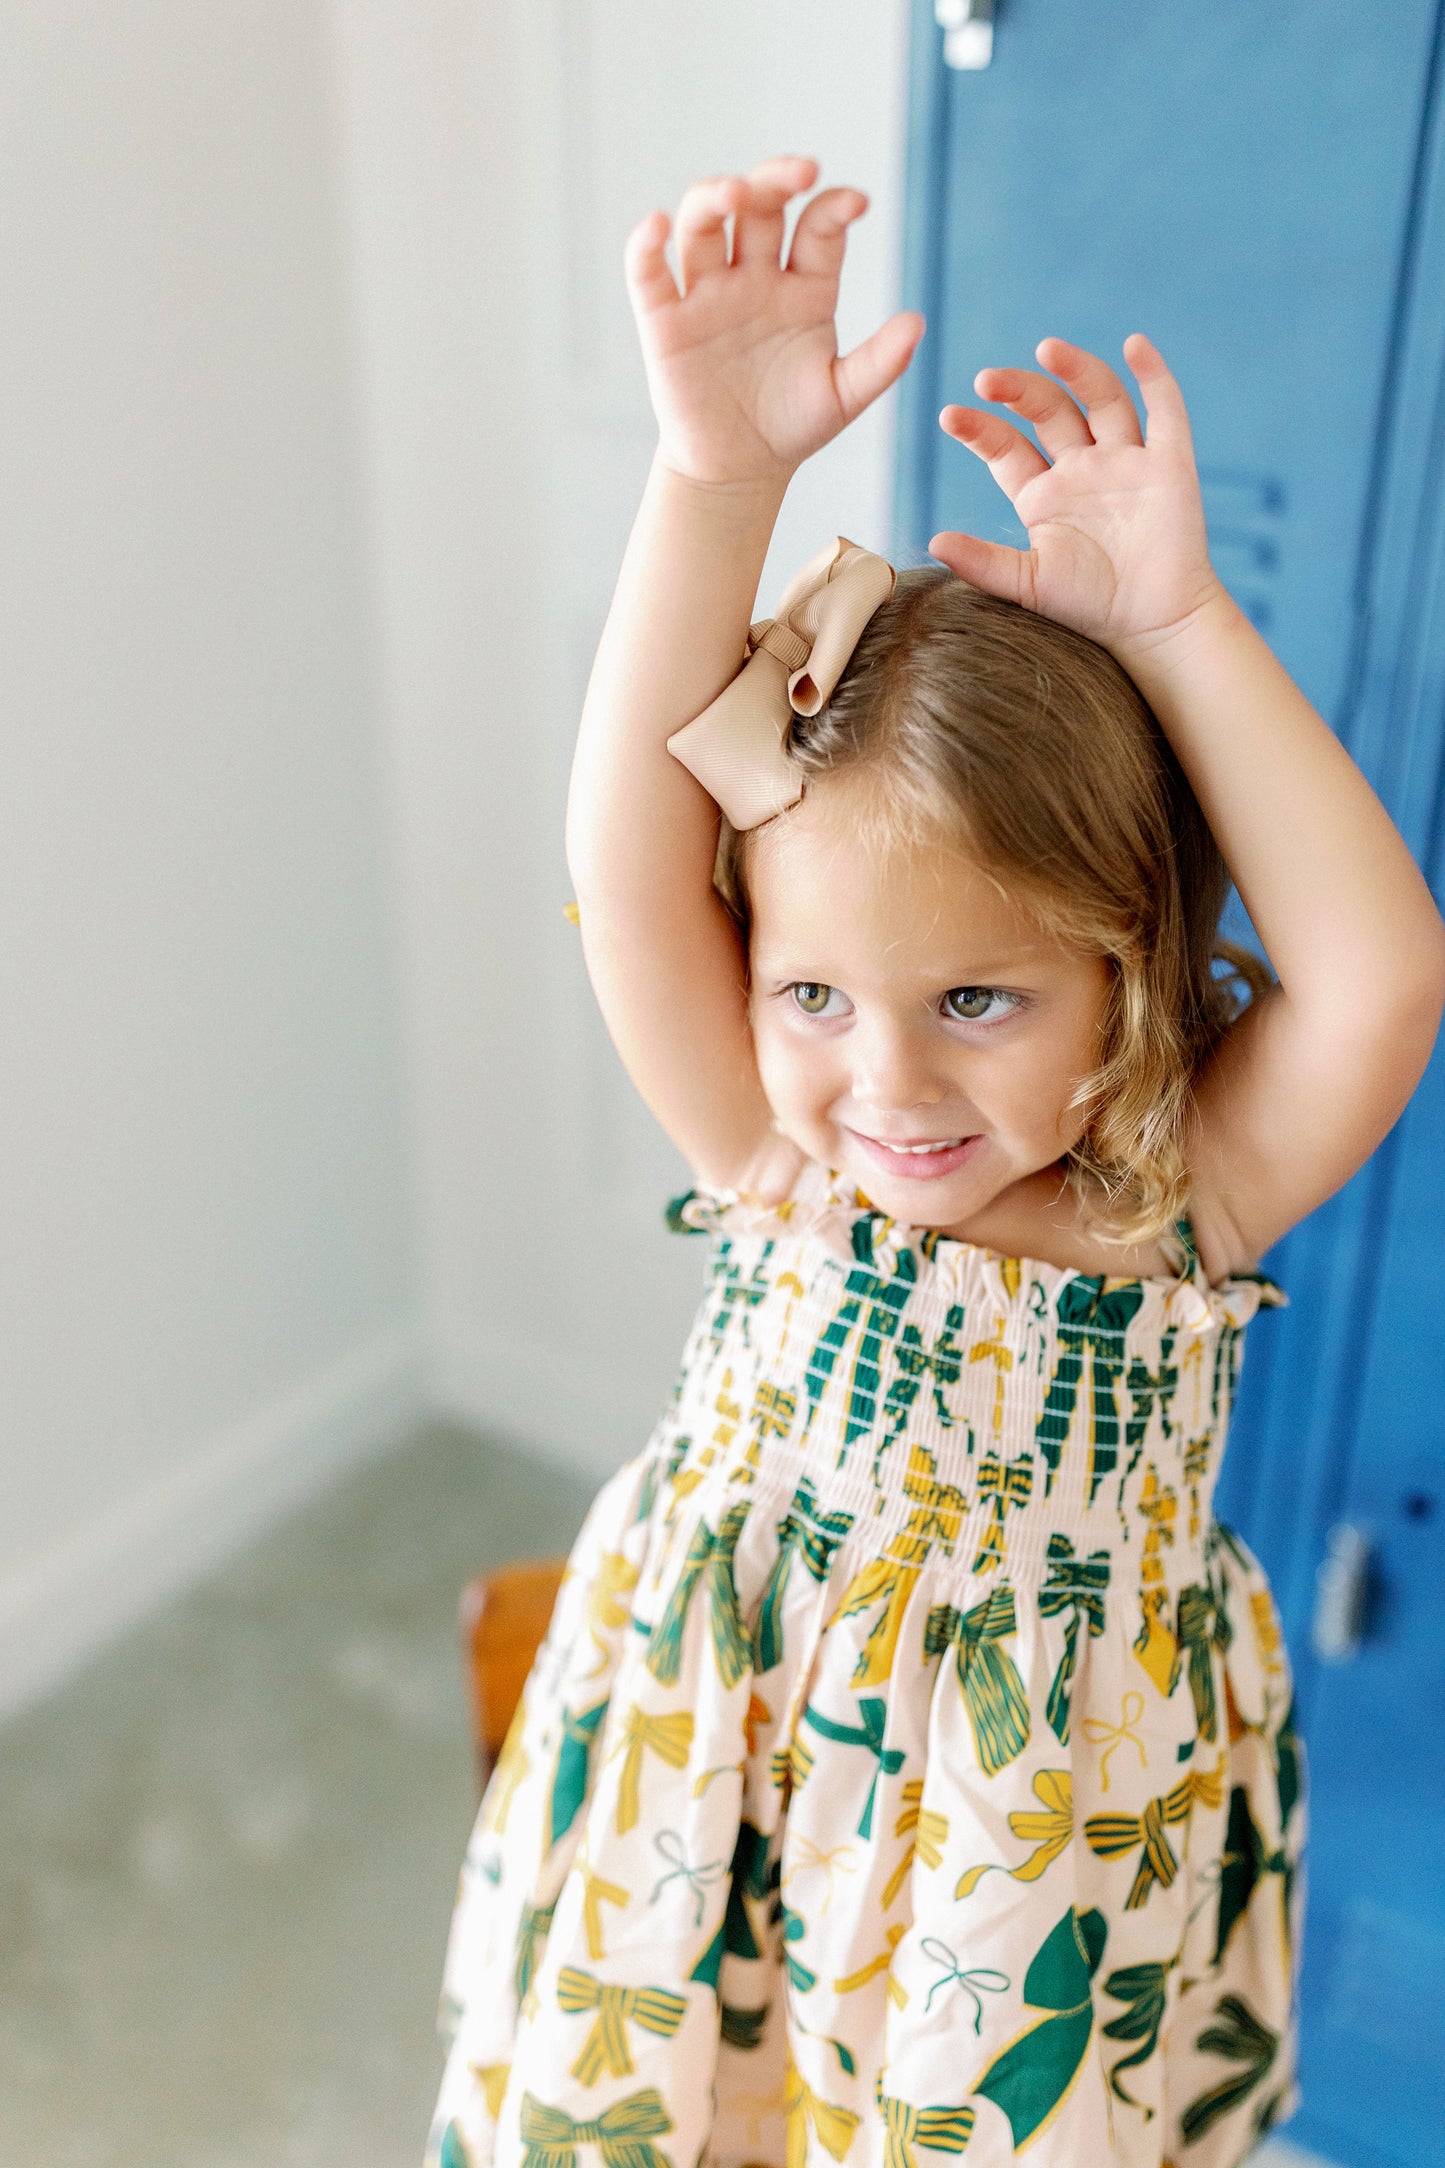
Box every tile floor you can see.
[0,1420,593,2168]
[0,1420,1338,2167]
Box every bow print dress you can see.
[428,1160,1306,2168]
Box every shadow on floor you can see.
[0,1420,594,2168]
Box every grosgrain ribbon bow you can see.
[555,1967,687,2084]
[666,535,896,829]
[517,2088,675,2168]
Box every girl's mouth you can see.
[847,1130,981,1180]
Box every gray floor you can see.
[0,1419,1335,2168]
[0,1420,593,2168]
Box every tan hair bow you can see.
[666,535,896,830]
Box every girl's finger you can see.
[672,173,747,291]
[833,310,925,425]
[732,155,819,267]
[1123,333,1195,450]
[939,405,1051,503]
[973,366,1093,460]
[624,208,681,313]
[787,185,869,280]
[928,529,1035,608]
[1035,338,1143,448]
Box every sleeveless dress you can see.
[427,1160,1306,2168]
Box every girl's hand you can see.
[929,336,1223,655]
[626,154,924,490]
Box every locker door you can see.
[896,4,1445,2157]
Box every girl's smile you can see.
[745,778,1113,1238]
[844,1130,983,1181]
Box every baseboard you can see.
[0,1325,427,1727]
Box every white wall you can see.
[328,0,915,1483]
[0,0,915,1719]
[0,2,421,1720]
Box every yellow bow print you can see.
[1084,1755,1223,1910]
[473,2062,510,2119]
[957,1767,1073,1897]
[611,1705,694,1834]
[585,1552,639,1674]
[876,2079,976,2168]
[785,2063,860,2168]
[970,1452,1034,1575]
[482,1724,529,1836]
[968,1314,1014,1436]
[1081,1689,1150,1793]
[571,1851,629,1961]
[882,1778,950,1908]
[834,1920,908,2007]
[782,1834,860,1916]
[555,1967,687,2084]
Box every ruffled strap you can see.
[665,1164,1287,1325]
[1166,1211,1287,1328]
[664,1155,842,1241]
[664,1189,721,1237]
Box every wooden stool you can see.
[459,1557,567,1785]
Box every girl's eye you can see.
[944,986,1015,1023]
[791,982,841,1017]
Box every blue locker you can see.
[896,4,1445,2157]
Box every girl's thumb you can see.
[834,312,925,425]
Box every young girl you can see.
[427,156,1445,2168]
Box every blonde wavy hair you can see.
[717,568,1269,1244]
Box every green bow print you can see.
[1173,1580,1223,1740]
[1035,1276,1145,1501]
[1038,1534,1111,1744]
[646,1500,751,1689]
[518,2087,675,2168]
[1179,1993,1281,2145]
[802,1694,905,1838]
[879,1303,967,1450]
[802,1249,918,1460]
[924,1584,1030,1777]
[753,1479,855,1673]
[971,1906,1108,2150]
[704,1239,774,1354]
[1100,1955,1178,2114]
[513,1897,556,2004]
[549,1698,609,1849]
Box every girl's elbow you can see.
[1410,902,1445,1035]
[1382,913,1445,1089]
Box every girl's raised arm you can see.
[931,336,1445,1277]
[565,159,922,1189]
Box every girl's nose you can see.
[850,1018,945,1116]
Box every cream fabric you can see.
[428,1161,1304,2168]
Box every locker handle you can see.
[936,0,994,70]
[1311,1522,1371,1663]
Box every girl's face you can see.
[746,782,1112,1232]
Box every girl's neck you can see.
[925,1163,1181,1281]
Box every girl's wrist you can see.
[1110,577,1246,690]
[650,447,796,517]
